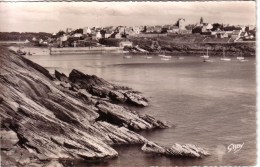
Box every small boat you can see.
[17,49,26,55]
[178,56,184,60]
[158,54,165,57]
[237,51,245,60]
[158,50,166,57]
[161,58,170,61]
[201,48,210,59]
[220,48,231,61]
[162,55,172,59]
[146,56,152,59]
[238,59,248,62]
[123,55,132,59]
[159,51,172,59]
[202,48,211,62]
[27,50,32,56]
[203,59,214,62]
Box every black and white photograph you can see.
[0,1,257,166]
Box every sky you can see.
[0,1,256,33]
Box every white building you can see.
[60,34,68,41]
[83,27,92,34]
[73,33,83,38]
[178,18,186,30]
[66,28,72,34]
[133,27,140,34]
[96,31,102,40]
[119,41,133,47]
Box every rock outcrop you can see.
[141,141,210,158]
[96,101,169,130]
[68,69,148,107]
[0,46,209,166]
[0,47,167,166]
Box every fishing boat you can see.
[161,58,170,61]
[123,55,132,59]
[237,51,245,61]
[220,48,231,61]
[144,52,152,59]
[158,52,165,57]
[159,51,172,59]
[201,48,210,59]
[17,49,26,55]
[202,48,211,62]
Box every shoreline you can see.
[0,46,210,166]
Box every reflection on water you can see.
[27,53,256,166]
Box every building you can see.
[179,29,192,34]
[215,31,229,38]
[167,26,179,33]
[115,33,122,39]
[83,27,92,34]
[118,26,125,34]
[154,26,162,33]
[146,26,155,33]
[66,28,72,34]
[73,33,83,38]
[119,41,133,47]
[105,30,113,38]
[178,18,186,30]
[124,27,134,35]
[202,23,213,32]
[60,34,68,41]
[96,31,102,40]
[133,26,141,34]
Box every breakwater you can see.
[50,46,125,55]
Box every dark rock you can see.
[0,47,169,165]
[68,69,149,106]
[55,70,69,83]
[124,91,148,107]
[0,46,206,165]
[109,90,126,102]
[60,82,71,89]
[141,141,210,158]
[69,69,113,90]
[96,101,169,130]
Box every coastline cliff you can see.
[0,47,209,166]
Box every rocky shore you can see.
[128,36,256,56]
[0,47,209,166]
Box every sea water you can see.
[27,53,256,166]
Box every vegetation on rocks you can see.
[128,35,256,56]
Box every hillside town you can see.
[31,17,255,48]
[0,17,256,49]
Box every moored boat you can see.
[17,49,26,55]
[220,48,231,61]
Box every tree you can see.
[56,30,65,37]
[211,23,223,31]
[200,17,204,24]
[73,29,83,34]
[185,24,196,30]
[142,26,147,33]
[192,26,202,34]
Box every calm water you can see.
[26,52,256,166]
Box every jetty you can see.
[50,46,124,55]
